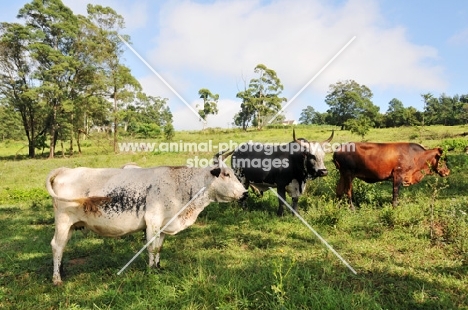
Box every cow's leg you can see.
[276,187,287,216]
[50,215,74,285]
[392,178,402,207]
[287,180,302,213]
[291,197,299,212]
[337,174,355,210]
[146,224,166,268]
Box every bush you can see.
[441,138,468,152]
[135,123,161,138]
[164,123,175,140]
[352,180,390,208]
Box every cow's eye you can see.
[224,172,230,177]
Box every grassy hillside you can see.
[0,125,467,309]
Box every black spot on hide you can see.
[102,185,152,215]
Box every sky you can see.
[1,0,467,130]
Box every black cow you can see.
[232,130,333,216]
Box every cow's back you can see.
[232,143,297,185]
[333,143,415,182]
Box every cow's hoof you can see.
[53,279,63,286]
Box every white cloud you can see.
[149,0,446,100]
[63,0,148,31]
[59,0,448,130]
[448,27,468,45]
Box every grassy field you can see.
[0,125,467,309]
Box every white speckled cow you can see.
[46,152,246,285]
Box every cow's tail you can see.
[46,168,110,214]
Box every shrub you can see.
[441,138,468,152]
[135,123,161,138]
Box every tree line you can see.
[0,0,174,158]
[299,79,468,138]
[224,65,468,135]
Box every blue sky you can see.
[2,0,467,130]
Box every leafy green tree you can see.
[344,115,373,139]
[460,94,468,124]
[420,93,435,126]
[0,22,46,157]
[197,88,219,129]
[164,123,175,141]
[438,94,465,125]
[87,4,141,153]
[299,106,328,125]
[123,93,173,138]
[1,1,169,157]
[299,106,316,125]
[235,64,286,130]
[422,93,465,126]
[402,106,421,126]
[234,94,255,130]
[0,103,23,140]
[18,0,83,158]
[385,98,405,127]
[325,80,378,130]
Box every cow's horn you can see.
[221,150,234,160]
[213,149,233,165]
[323,130,334,143]
[293,129,306,146]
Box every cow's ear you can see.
[210,167,221,177]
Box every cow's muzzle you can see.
[317,169,328,177]
[308,169,328,179]
[240,190,249,201]
[437,167,450,177]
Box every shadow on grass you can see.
[1,197,466,309]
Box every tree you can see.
[0,1,169,157]
[299,106,316,125]
[460,94,468,124]
[420,93,434,126]
[325,80,378,130]
[123,92,173,138]
[235,64,286,130]
[18,0,83,158]
[344,115,373,140]
[299,105,328,125]
[402,106,421,126]
[0,22,46,157]
[87,4,141,153]
[0,102,23,140]
[164,123,175,141]
[438,94,465,126]
[197,88,218,129]
[385,98,405,127]
[234,92,255,130]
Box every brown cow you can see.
[333,142,450,209]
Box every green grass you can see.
[1,125,468,309]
